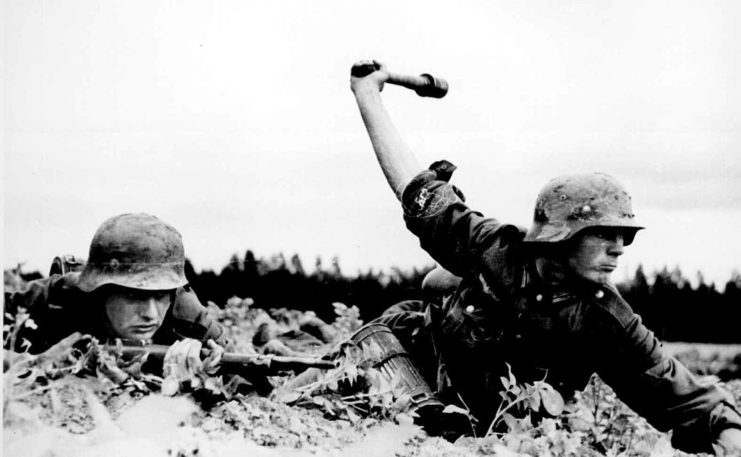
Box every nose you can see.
[137,298,161,320]
[607,234,625,257]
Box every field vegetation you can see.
[3,293,741,456]
[3,258,741,456]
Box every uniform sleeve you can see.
[592,294,741,454]
[165,286,230,349]
[4,278,51,351]
[5,278,52,316]
[3,275,77,353]
[401,160,525,292]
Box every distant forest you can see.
[11,249,740,344]
[182,250,741,345]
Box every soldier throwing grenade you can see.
[350,60,741,454]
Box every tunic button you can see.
[595,290,605,298]
[465,305,475,313]
[535,294,543,302]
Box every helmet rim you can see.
[78,213,187,292]
[524,172,643,244]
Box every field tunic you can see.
[391,160,741,452]
[4,272,228,353]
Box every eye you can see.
[153,291,171,301]
[123,290,141,300]
[591,229,617,241]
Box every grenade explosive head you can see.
[415,74,449,98]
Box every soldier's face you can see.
[103,287,172,341]
[566,228,626,285]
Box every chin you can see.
[123,331,156,341]
[591,273,612,285]
[576,271,611,286]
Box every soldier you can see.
[350,60,741,454]
[4,213,227,377]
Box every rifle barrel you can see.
[107,344,336,372]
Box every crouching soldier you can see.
[4,213,227,382]
[350,60,741,454]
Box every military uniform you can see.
[377,161,741,453]
[4,272,227,354]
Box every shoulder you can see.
[166,286,227,345]
[4,273,89,352]
[5,273,83,308]
[583,284,665,367]
[476,222,527,246]
[582,284,637,330]
[170,286,209,320]
[474,225,527,295]
[53,272,83,290]
[33,272,83,294]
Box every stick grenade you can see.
[351,62,449,98]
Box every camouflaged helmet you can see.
[421,266,462,299]
[78,213,187,292]
[523,173,643,245]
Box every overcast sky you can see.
[4,0,740,287]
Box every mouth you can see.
[598,265,617,273]
[129,325,158,335]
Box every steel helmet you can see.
[523,173,643,245]
[421,266,461,299]
[78,213,188,292]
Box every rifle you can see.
[46,255,335,375]
[105,343,336,375]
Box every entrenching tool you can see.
[351,61,449,98]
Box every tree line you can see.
[184,251,429,325]
[183,250,740,344]
[9,250,740,344]
[617,265,741,344]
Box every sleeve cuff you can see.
[401,161,466,219]
[428,160,457,182]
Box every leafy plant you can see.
[485,363,565,437]
[273,341,414,425]
[565,374,669,456]
[331,302,363,339]
[454,367,672,457]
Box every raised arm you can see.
[350,60,522,284]
[350,60,423,200]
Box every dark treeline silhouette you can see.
[10,252,739,344]
[618,265,741,344]
[184,251,741,344]
[185,251,430,324]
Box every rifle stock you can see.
[107,344,336,373]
